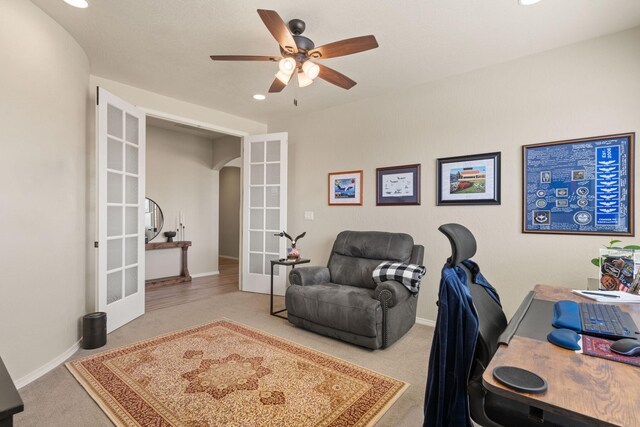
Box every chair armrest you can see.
[289,266,330,286]
[374,280,411,308]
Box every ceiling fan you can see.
[210,9,379,93]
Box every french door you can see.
[97,87,146,333]
[242,133,288,295]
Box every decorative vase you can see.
[287,247,300,260]
[164,231,177,242]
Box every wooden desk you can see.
[145,241,192,287]
[483,285,640,426]
[0,357,23,427]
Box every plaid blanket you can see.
[373,262,426,294]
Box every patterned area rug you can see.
[66,320,408,426]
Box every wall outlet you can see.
[304,211,314,220]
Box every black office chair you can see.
[437,223,589,427]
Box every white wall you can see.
[146,126,219,278]
[268,27,640,322]
[212,135,242,171]
[0,0,89,380]
[90,76,267,136]
[219,167,241,258]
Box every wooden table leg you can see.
[181,246,190,278]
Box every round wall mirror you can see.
[145,198,164,242]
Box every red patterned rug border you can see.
[66,319,408,427]
[67,322,220,426]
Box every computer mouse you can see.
[610,338,640,357]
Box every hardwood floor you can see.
[145,257,239,311]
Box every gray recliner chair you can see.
[285,230,424,349]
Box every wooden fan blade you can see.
[269,74,292,93]
[317,64,357,90]
[257,9,298,54]
[210,55,281,62]
[308,35,378,59]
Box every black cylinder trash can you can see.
[82,312,107,349]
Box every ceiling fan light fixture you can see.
[209,10,379,92]
[63,0,89,8]
[297,71,313,88]
[275,70,291,84]
[302,61,320,80]
[278,58,296,74]
[253,94,266,100]
[518,0,541,5]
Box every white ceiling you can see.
[32,0,640,124]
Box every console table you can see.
[145,241,192,287]
[0,357,23,427]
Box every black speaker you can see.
[82,312,107,349]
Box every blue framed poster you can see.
[523,133,635,235]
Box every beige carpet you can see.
[15,290,432,426]
[67,319,408,426]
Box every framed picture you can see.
[328,170,363,206]
[437,152,501,205]
[376,164,421,206]
[523,132,635,236]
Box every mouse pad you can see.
[582,336,640,367]
[513,299,557,342]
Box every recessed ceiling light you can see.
[518,0,541,5]
[253,94,266,101]
[64,0,89,8]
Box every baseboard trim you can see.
[415,316,436,328]
[15,339,81,389]
[191,271,220,278]
[219,255,239,260]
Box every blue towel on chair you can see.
[461,260,501,306]
[423,262,481,427]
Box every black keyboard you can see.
[579,302,639,340]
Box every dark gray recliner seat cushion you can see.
[285,283,382,337]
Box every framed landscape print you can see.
[523,133,635,236]
[328,170,363,206]
[376,164,421,206]
[437,152,501,205]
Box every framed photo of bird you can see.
[328,170,363,206]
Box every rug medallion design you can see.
[66,320,408,426]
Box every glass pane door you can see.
[97,87,145,333]
[242,133,288,295]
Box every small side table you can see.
[270,258,310,319]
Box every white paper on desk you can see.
[572,290,640,303]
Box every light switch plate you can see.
[304,211,314,220]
